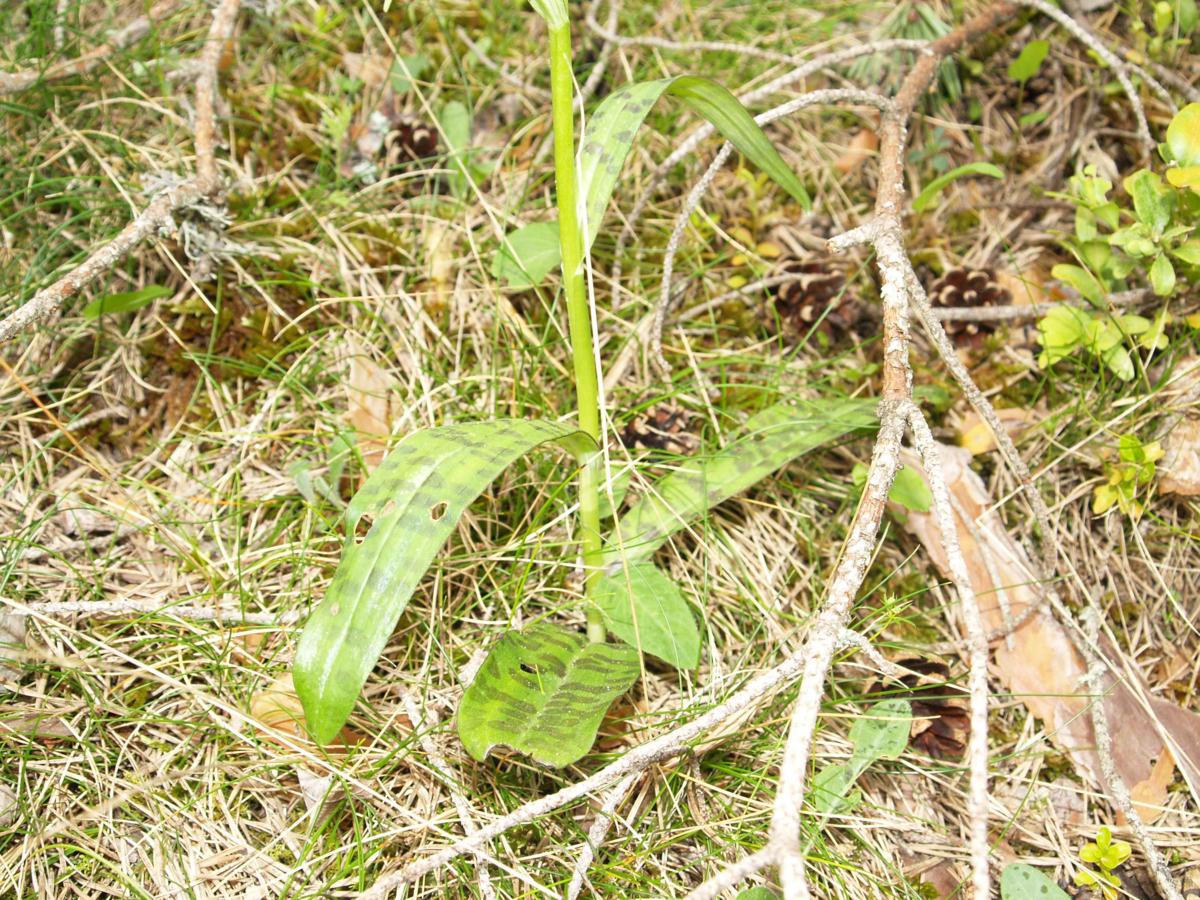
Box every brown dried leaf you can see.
[900,444,1200,822]
[0,614,25,692]
[248,673,380,749]
[343,340,397,471]
[955,407,1037,456]
[834,128,878,174]
[341,51,391,89]
[1158,415,1200,496]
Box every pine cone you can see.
[619,405,698,456]
[928,267,1012,350]
[769,260,864,343]
[386,113,438,163]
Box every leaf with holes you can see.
[579,76,810,250]
[294,420,594,744]
[605,398,876,565]
[594,562,700,669]
[456,622,640,767]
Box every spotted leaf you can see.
[294,420,594,744]
[457,622,640,767]
[579,76,811,250]
[604,398,877,565]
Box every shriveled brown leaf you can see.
[900,444,1200,822]
[0,613,25,693]
[834,127,878,174]
[248,672,378,749]
[343,339,398,471]
[1158,415,1200,496]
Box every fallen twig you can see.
[0,0,240,344]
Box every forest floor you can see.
[1,0,1199,897]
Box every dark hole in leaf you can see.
[519,662,536,674]
[353,515,373,544]
[430,500,448,520]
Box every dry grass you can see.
[1,0,1199,897]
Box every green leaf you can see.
[1166,103,1200,167]
[527,0,568,28]
[294,420,594,744]
[580,76,810,250]
[889,466,932,512]
[1037,305,1090,366]
[1050,263,1104,304]
[82,284,172,319]
[1007,39,1049,84]
[1123,170,1175,235]
[390,53,429,94]
[456,622,640,767]
[1177,0,1199,34]
[1166,164,1200,191]
[440,100,473,198]
[735,889,780,900]
[595,562,700,668]
[606,398,876,565]
[1149,253,1177,296]
[811,699,911,815]
[1000,864,1070,900]
[911,162,1004,213]
[1018,109,1049,128]
[1169,239,1200,265]
[493,221,562,287]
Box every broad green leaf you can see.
[1037,305,1090,366]
[735,890,780,900]
[1123,170,1175,235]
[1178,0,1199,34]
[888,466,932,513]
[605,398,877,565]
[1149,253,1176,296]
[493,221,561,287]
[1000,864,1070,900]
[1007,40,1049,84]
[579,76,810,250]
[811,699,911,815]
[595,562,700,668]
[456,622,639,767]
[1166,103,1200,167]
[1100,343,1135,381]
[911,162,1004,213]
[390,53,429,94]
[1050,263,1103,304]
[82,284,172,319]
[294,420,594,744]
[440,100,473,198]
[1170,239,1200,265]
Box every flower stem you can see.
[548,22,605,643]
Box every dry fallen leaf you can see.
[955,407,1037,456]
[343,339,398,472]
[1158,415,1200,496]
[248,672,380,750]
[834,127,879,175]
[900,444,1200,822]
[0,613,26,694]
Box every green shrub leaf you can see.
[1123,169,1175,235]
[595,562,700,668]
[606,398,876,565]
[1007,39,1049,84]
[294,420,594,744]
[1000,864,1070,900]
[888,466,932,512]
[456,622,640,767]
[493,221,562,287]
[735,889,780,900]
[911,162,1004,213]
[1166,103,1200,167]
[1149,253,1176,296]
[82,285,172,319]
[1050,263,1104,304]
[580,76,810,250]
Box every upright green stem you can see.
[548,23,605,643]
